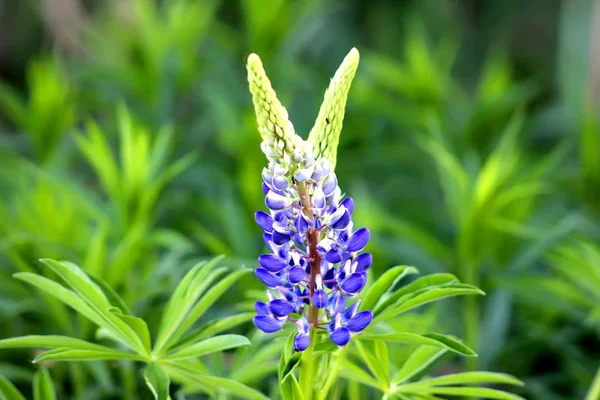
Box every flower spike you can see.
[248,49,372,350]
[307,48,360,169]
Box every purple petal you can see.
[322,174,338,196]
[330,327,351,347]
[272,230,292,245]
[294,333,311,351]
[312,290,328,309]
[288,266,306,284]
[263,233,274,252]
[266,191,292,211]
[253,316,284,333]
[254,301,269,316]
[256,268,282,288]
[258,254,287,272]
[277,286,298,303]
[354,253,373,273]
[346,311,373,333]
[341,273,366,295]
[326,248,343,264]
[255,211,274,232]
[346,228,370,252]
[295,168,313,182]
[340,197,354,215]
[269,299,295,317]
[262,168,274,184]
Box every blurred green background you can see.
[0,0,599,399]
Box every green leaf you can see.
[162,268,251,351]
[412,372,524,387]
[0,375,25,400]
[392,346,447,385]
[13,273,107,331]
[394,386,525,400]
[374,273,458,316]
[144,363,170,400]
[281,374,304,400]
[0,335,128,353]
[110,311,152,354]
[359,332,476,356]
[361,266,418,312]
[376,283,484,322]
[163,335,250,361]
[33,348,145,363]
[89,274,131,315]
[280,352,302,383]
[38,260,147,354]
[172,312,254,350]
[355,339,389,388]
[165,363,268,400]
[154,256,225,353]
[339,359,382,390]
[33,368,56,400]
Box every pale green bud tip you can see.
[246,53,302,163]
[307,48,360,170]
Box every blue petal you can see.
[331,209,351,230]
[262,182,270,194]
[262,168,274,184]
[263,233,274,252]
[326,248,343,264]
[254,301,269,316]
[296,317,311,334]
[313,290,328,309]
[340,197,354,215]
[330,327,351,347]
[312,187,326,210]
[255,211,274,232]
[322,173,338,196]
[266,191,292,211]
[272,230,292,245]
[354,253,372,273]
[273,221,294,235]
[277,286,298,303]
[346,228,370,252]
[258,254,287,272]
[273,175,289,190]
[326,293,346,317]
[295,214,310,235]
[294,333,311,351]
[288,266,306,284]
[341,273,366,295]
[323,267,336,289]
[346,311,373,333]
[256,268,282,288]
[253,316,284,333]
[269,299,295,317]
[342,301,360,322]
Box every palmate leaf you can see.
[361,266,418,312]
[393,386,525,400]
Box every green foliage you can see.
[1,257,261,400]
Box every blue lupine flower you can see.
[252,153,374,351]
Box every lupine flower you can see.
[248,49,373,351]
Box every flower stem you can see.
[297,181,323,398]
